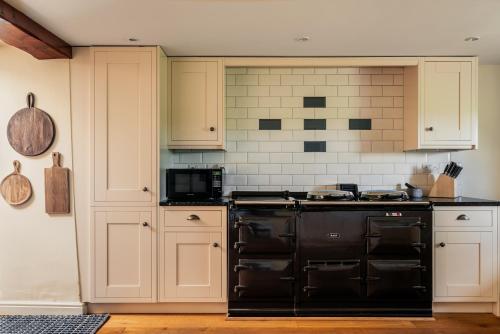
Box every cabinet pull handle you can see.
[187,214,200,221]
[456,214,470,221]
[438,242,446,247]
[142,186,149,192]
[212,242,219,248]
[142,222,149,227]
[210,127,215,132]
[425,126,434,131]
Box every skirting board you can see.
[433,302,496,314]
[0,301,85,315]
[87,302,227,314]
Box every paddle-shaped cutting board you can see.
[44,152,70,214]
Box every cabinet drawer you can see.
[164,209,223,227]
[434,210,493,228]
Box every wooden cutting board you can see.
[0,160,32,206]
[7,92,55,156]
[44,152,70,214]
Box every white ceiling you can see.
[6,0,500,63]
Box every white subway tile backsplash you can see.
[270,152,293,163]
[293,175,315,185]
[248,86,270,96]
[237,164,259,175]
[303,164,327,174]
[225,152,248,163]
[259,74,281,85]
[248,152,270,163]
[293,85,315,96]
[170,66,441,194]
[270,86,292,97]
[270,175,293,185]
[259,164,282,174]
[236,74,258,85]
[248,175,270,185]
[259,96,281,107]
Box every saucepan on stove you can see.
[405,183,423,199]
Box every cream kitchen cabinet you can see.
[92,207,156,302]
[167,58,224,149]
[159,206,227,302]
[433,207,498,303]
[404,57,478,150]
[92,47,162,205]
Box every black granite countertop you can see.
[159,198,229,206]
[159,196,499,207]
[426,197,500,206]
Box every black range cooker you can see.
[228,190,432,317]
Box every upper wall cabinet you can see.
[167,58,224,149]
[404,57,478,150]
[92,47,163,205]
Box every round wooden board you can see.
[7,93,55,156]
[0,161,32,206]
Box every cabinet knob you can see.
[142,222,149,227]
[210,127,215,132]
[187,214,200,221]
[213,242,219,248]
[438,242,446,247]
[456,214,470,221]
[425,126,434,131]
[142,186,149,192]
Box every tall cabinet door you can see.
[422,61,473,145]
[168,59,224,148]
[94,209,154,300]
[162,232,223,301]
[93,48,156,203]
[434,231,494,300]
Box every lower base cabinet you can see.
[159,206,227,302]
[92,207,156,302]
[433,207,498,303]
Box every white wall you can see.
[451,65,500,200]
[0,44,81,314]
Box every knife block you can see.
[429,174,459,198]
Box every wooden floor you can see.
[99,314,500,333]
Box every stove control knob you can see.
[438,242,446,247]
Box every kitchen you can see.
[1,1,500,333]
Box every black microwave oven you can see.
[166,168,223,200]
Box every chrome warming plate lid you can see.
[358,190,409,201]
[306,190,355,201]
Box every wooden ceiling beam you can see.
[0,0,71,59]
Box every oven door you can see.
[367,260,427,298]
[166,169,213,199]
[366,216,425,256]
[303,260,362,299]
[232,209,295,254]
[233,259,294,300]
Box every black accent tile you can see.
[349,119,372,130]
[303,96,326,108]
[304,119,326,130]
[259,119,281,130]
[304,141,326,152]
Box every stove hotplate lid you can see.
[359,190,409,201]
[306,190,355,201]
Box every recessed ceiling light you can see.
[294,35,310,42]
[464,36,480,42]
[129,38,139,42]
